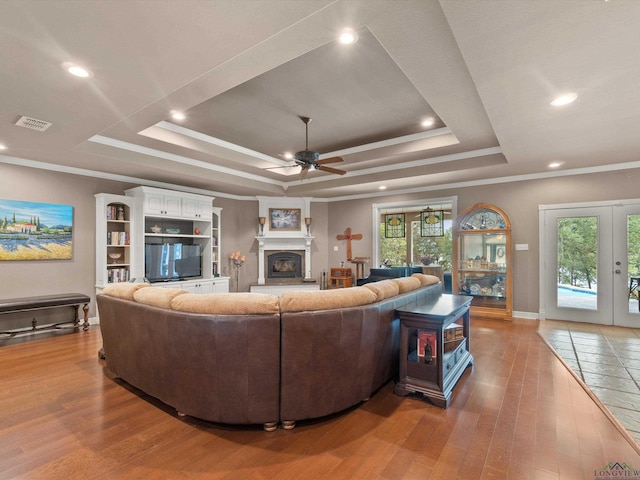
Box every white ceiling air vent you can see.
[14,116,52,132]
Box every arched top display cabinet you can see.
[453,203,512,320]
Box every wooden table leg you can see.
[83,303,89,331]
[73,305,80,328]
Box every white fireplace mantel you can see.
[256,235,313,285]
[255,196,314,285]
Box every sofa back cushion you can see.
[170,293,280,315]
[363,279,400,301]
[102,282,150,300]
[392,276,422,293]
[279,286,377,313]
[411,273,441,286]
[133,287,187,309]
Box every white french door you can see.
[540,201,640,327]
[612,203,640,328]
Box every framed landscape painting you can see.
[0,199,73,261]
[269,208,301,231]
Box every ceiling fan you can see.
[294,117,346,179]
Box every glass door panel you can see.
[543,206,612,324]
[612,204,640,328]
[556,216,598,310]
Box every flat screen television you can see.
[145,243,202,283]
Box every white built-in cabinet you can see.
[211,207,222,277]
[125,186,229,293]
[95,193,135,290]
[95,187,228,294]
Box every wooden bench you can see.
[0,293,90,338]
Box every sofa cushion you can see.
[392,276,422,293]
[170,293,280,315]
[363,279,400,301]
[102,282,150,300]
[133,287,187,309]
[411,273,441,286]
[279,286,377,313]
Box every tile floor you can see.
[538,319,640,443]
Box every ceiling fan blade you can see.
[299,165,310,179]
[317,156,344,165]
[317,165,346,175]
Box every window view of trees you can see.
[628,215,640,279]
[379,217,453,271]
[557,214,640,290]
[557,217,597,289]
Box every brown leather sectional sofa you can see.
[97,274,442,431]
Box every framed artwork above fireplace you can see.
[269,208,301,231]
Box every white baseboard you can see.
[512,311,538,320]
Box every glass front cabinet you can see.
[453,203,512,320]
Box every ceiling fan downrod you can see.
[301,116,311,150]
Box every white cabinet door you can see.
[212,278,229,293]
[145,193,181,216]
[194,280,214,294]
[198,200,212,218]
[164,196,182,216]
[182,198,212,219]
[180,279,214,294]
[144,193,165,215]
[179,283,197,294]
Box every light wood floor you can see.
[1,318,639,480]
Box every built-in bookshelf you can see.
[212,207,222,278]
[95,194,135,289]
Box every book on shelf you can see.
[107,231,130,246]
[417,331,437,361]
[106,205,126,221]
[444,323,463,342]
[107,268,130,283]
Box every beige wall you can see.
[216,197,329,291]
[327,168,640,316]
[3,161,640,317]
[0,163,136,316]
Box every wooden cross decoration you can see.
[337,227,362,261]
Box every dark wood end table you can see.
[394,294,473,408]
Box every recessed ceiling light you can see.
[0,143,6,150]
[171,111,186,121]
[421,117,435,128]
[338,29,358,45]
[548,161,564,168]
[283,152,293,160]
[379,185,387,190]
[550,93,577,106]
[63,62,91,78]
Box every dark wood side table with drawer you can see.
[394,294,473,408]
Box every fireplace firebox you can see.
[267,252,302,279]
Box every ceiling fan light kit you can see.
[294,116,346,178]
